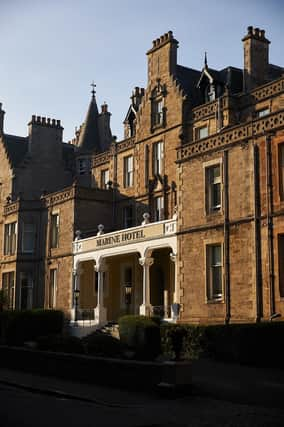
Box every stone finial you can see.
[97,224,104,236]
[101,103,108,113]
[75,230,81,240]
[172,205,178,220]
[141,212,150,225]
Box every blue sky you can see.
[0,0,283,141]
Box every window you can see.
[20,272,33,310]
[278,235,284,298]
[206,164,222,213]
[279,144,284,200]
[154,196,164,221]
[78,158,90,175]
[101,169,110,189]
[4,222,17,255]
[196,126,208,140]
[123,155,134,188]
[50,214,59,248]
[206,244,223,301]
[153,141,164,175]
[22,224,36,253]
[152,98,163,127]
[2,272,15,309]
[49,269,57,308]
[257,108,270,118]
[123,205,134,228]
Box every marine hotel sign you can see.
[73,219,176,253]
[96,229,145,247]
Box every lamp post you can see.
[74,288,80,325]
[125,283,132,314]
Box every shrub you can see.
[118,315,161,360]
[83,331,124,358]
[37,334,85,354]
[2,309,64,345]
[161,324,204,361]
[199,322,284,367]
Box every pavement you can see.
[1,358,284,409]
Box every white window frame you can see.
[154,196,164,222]
[49,268,57,309]
[2,271,15,309]
[196,125,209,140]
[4,222,17,255]
[204,160,222,214]
[206,244,223,302]
[257,107,270,118]
[123,155,134,188]
[22,223,36,254]
[50,213,59,248]
[101,169,110,189]
[152,98,163,127]
[153,141,164,175]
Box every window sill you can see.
[206,298,224,304]
[205,209,223,217]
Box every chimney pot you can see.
[247,26,253,35]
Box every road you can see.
[0,382,284,427]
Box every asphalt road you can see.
[1,382,284,427]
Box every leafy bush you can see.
[118,315,161,360]
[199,322,284,367]
[1,309,64,345]
[36,334,85,354]
[161,324,204,361]
[83,331,124,358]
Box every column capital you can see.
[95,259,107,273]
[170,252,177,263]
[73,266,83,276]
[139,256,154,267]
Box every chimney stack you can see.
[0,103,5,134]
[242,26,270,92]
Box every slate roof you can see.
[77,95,102,153]
[176,65,203,106]
[2,134,28,167]
[1,133,75,169]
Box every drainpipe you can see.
[112,141,118,230]
[223,150,230,324]
[253,143,263,321]
[266,134,276,317]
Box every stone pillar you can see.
[139,256,154,316]
[170,252,180,322]
[70,265,83,321]
[94,260,107,324]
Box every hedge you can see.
[118,315,161,360]
[0,309,64,345]
[160,321,284,367]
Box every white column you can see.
[70,265,82,321]
[139,256,154,316]
[170,252,180,322]
[94,260,107,325]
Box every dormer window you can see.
[151,81,166,131]
[152,98,163,126]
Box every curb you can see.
[0,378,143,408]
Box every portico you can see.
[71,218,178,326]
